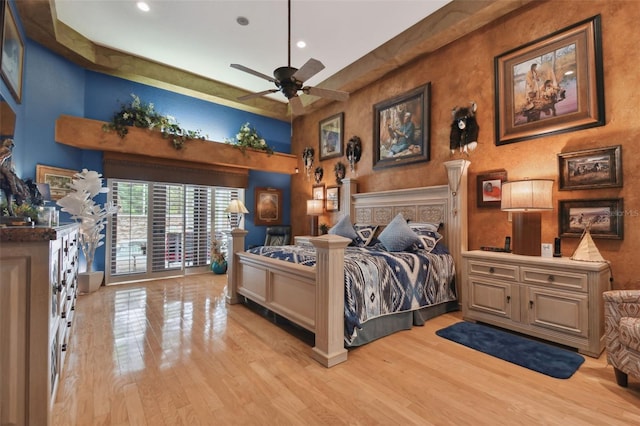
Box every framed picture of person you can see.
[1,1,25,103]
[254,187,282,226]
[476,170,507,208]
[373,83,430,170]
[319,113,343,161]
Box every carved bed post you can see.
[340,178,358,220]
[310,234,351,367]
[226,228,248,305]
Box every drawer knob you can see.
[489,267,495,274]
[61,343,67,352]
[529,300,534,309]
[506,295,511,303]
[547,275,555,282]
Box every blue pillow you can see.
[378,213,420,252]
[408,222,442,234]
[414,231,443,253]
[328,215,358,241]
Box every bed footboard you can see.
[226,229,351,367]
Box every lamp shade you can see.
[225,199,249,214]
[306,199,324,216]
[501,179,553,212]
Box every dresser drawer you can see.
[521,267,588,292]
[467,260,518,282]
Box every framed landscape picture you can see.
[559,198,623,239]
[558,145,622,190]
[494,15,604,145]
[1,0,24,103]
[36,164,77,201]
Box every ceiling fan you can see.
[230,0,349,115]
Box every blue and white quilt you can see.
[246,244,457,345]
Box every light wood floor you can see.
[52,274,640,426]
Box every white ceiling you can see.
[54,0,452,104]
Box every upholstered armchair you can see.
[264,226,291,246]
[603,290,640,387]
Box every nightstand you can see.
[461,250,611,357]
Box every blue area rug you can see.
[436,321,585,379]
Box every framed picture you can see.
[326,186,339,212]
[559,198,623,239]
[319,113,344,160]
[373,83,430,169]
[494,15,604,146]
[254,187,282,226]
[558,145,622,190]
[312,184,325,201]
[477,170,507,208]
[1,1,25,103]
[36,164,77,201]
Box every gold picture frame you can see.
[254,187,282,226]
[36,164,77,201]
[494,15,604,145]
[1,1,25,103]
[319,112,344,161]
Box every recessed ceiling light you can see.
[296,40,306,48]
[137,2,150,12]
[237,16,249,26]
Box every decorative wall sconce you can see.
[334,161,346,185]
[314,167,323,184]
[346,136,362,174]
[303,146,314,179]
[450,101,479,154]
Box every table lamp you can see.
[225,199,249,229]
[501,179,553,256]
[306,199,324,236]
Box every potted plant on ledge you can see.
[57,169,119,293]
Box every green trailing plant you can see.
[102,94,207,149]
[225,122,274,155]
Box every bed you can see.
[226,159,469,367]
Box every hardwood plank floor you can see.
[52,274,640,425]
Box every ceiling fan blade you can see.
[230,64,276,83]
[289,96,305,115]
[304,86,350,102]
[292,58,325,82]
[237,89,278,101]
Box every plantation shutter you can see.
[184,185,212,267]
[152,183,184,272]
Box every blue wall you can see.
[3,1,292,270]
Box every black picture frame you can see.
[477,170,507,208]
[1,1,24,103]
[558,145,622,190]
[373,83,430,169]
[559,198,623,239]
[494,15,604,146]
[319,113,344,161]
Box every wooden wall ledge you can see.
[55,115,298,175]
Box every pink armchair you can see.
[603,290,640,387]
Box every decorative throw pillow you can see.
[354,224,379,247]
[328,215,358,241]
[378,213,420,252]
[408,222,442,235]
[414,231,443,253]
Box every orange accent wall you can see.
[290,0,640,290]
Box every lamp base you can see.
[512,212,541,256]
[310,216,319,236]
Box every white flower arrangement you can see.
[225,122,274,154]
[57,169,119,273]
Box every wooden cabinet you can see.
[0,224,79,425]
[461,250,611,357]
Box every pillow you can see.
[328,215,358,241]
[414,230,443,253]
[408,222,442,235]
[378,213,420,252]
[354,224,379,247]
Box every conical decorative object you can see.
[571,224,606,262]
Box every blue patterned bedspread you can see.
[246,245,457,345]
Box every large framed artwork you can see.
[476,170,507,208]
[559,198,623,239]
[1,1,24,103]
[254,187,282,226]
[373,83,430,169]
[319,113,344,161]
[494,15,604,146]
[558,145,622,190]
[36,164,77,201]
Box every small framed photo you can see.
[312,183,325,201]
[1,1,25,103]
[319,112,344,160]
[559,198,623,239]
[373,83,430,169]
[326,186,339,212]
[36,164,77,201]
[254,187,282,226]
[558,145,622,190]
[477,170,507,208]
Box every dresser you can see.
[0,223,80,426]
[461,250,611,357]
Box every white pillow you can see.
[328,215,358,241]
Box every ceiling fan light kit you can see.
[230,0,348,113]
